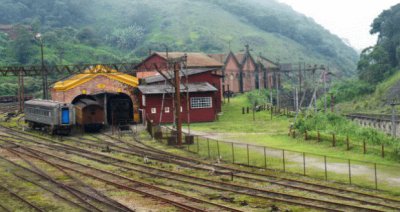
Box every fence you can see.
[297,130,395,158]
[149,126,400,194]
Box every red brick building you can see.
[209,46,278,94]
[138,83,218,124]
[51,65,140,124]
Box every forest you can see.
[0,0,361,96]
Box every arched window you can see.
[230,73,234,80]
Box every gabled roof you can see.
[208,53,228,63]
[53,65,139,91]
[155,52,223,68]
[144,68,220,84]
[259,56,279,69]
[135,52,224,70]
[138,82,217,95]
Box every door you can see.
[61,108,70,125]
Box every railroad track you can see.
[0,146,133,212]
[0,183,43,212]
[0,141,242,212]
[0,130,243,211]
[95,133,400,208]
[1,126,399,211]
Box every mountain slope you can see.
[0,0,358,75]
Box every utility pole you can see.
[324,71,327,113]
[17,71,24,113]
[276,59,280,109]
[35,33,48,100]
[173,62,182,145]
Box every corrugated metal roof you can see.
[144,68,219,84]
[53,65,139,91]
[155,52,223,68]
[25,99,68,107]
[138,82,217,95]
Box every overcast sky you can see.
[277,0,399,51]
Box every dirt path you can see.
[181,128,400,189]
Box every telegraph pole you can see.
[174,62,182,145]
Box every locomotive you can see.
[24,99,75,135]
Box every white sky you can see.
[277,0,399,51]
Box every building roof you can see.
[259,56,279,69]
[208,54,228,63]
[25,99,69,107]
[144,68,220,84]
[154,52,223,68]
[53,65,139,91]
[138,82,217,95]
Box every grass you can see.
[172,93,400,194]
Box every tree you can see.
[357,46,392,84]
[370,4,400,67]
[7,26,35,65]
[106,25,145,50]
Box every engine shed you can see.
[51,65,139,126]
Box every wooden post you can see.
[282,150,286,172]
[317,131,320,142]
[246,107,249,114]
[217,140,220,159]
[242,107,245,114]
[207,138,210,158]
[374,163,378,190]
[270,106,273,120]
[324,156,327,180]
[382,144,385,158]
[363,141,366,154]
[346,135,350,150]
[264,146,267,169]
[304,130,308,140]
[303,152,306,176]
[332,134,336,147]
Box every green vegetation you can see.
[357,3,400,85]
[335,70,400,114]
[0,0,358,95]
[190,92,400,163]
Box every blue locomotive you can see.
[24,99,75,135]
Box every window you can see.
[142,95,146,106]
[165,107,170,113]
[151,108,156,114]
[191,97,212,109]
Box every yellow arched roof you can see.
[53,65,139,91]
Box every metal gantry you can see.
[0,63,139,112]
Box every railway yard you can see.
[0,116,400,212]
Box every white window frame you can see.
[142,95,146,106]
[164,107,170,113]
[151,108,156,114]
[190,97,212,109]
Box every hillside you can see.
[335,70,400,115]
[0,0,358,94]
